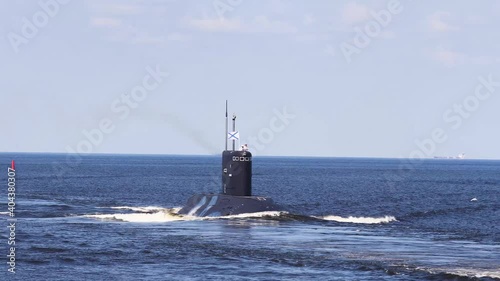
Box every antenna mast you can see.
[225,100,228,151]
[232,114,236,151]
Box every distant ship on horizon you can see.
[434,153,465,159]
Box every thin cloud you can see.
[430,47,500,67]
[88,2,145,16]
[428,12,459,32]
[341,2,371,25]
[432,47,466,67]
[90,17,122,28]
[87,0,182,45]
[186,16,297,34]
[187,18,243,32]
[89,21,180,45]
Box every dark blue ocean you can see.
[1,153,499,280]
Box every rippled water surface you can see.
[0,153,499,280]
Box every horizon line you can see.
[0,151,497,161]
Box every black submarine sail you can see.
[178,101,282,217]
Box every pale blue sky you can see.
[1,0,499,158]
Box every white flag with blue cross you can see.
[227,131,240,141]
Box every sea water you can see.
[0,153,498,280]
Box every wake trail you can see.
[83,206,397,224]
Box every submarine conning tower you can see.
[177,100,283,217]
[222,101,252,196]
[222,150,252,196]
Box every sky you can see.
[1,0,499,158]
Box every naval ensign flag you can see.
[228,131,240,141]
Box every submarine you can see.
[178,101,283,217]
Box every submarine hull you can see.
[178,194,283,217]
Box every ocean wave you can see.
[17,199,69,207]
[418,266,500,280]
[318,215,397,224]
[0,212,10,216]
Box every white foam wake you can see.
[108,206,166,213]
[217,211,285,219]
[319,215,397,224]
[84,207,188,223]
[419,267,500,279]
[84,207,285,223]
